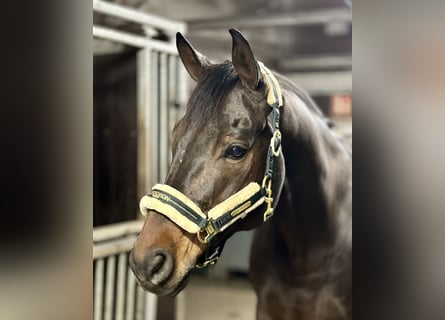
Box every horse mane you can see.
[183,61,333,130]
[183,61,239,129]
[274,72,334,129]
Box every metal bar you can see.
[93,220,143,242]
[168,55,178,165]
[93,25,178,54]
[151,51,160,183]
[135,285,145,320]
[125,266,136,320]
[94,259,105,320]
[137,48,153,199]
[104,255,116,320]
[94,236,138,259]
[188,8,351,29]
[159,53,169,181]
[178,61,188,119]
[94,38,126,55]
[177,25,188,120]
[175,292,186,320]
[115,253,127,320]
[168,55,178,125]
[93,0,184,33]
[144,293,158,320]
[93,25,145,48]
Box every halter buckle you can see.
[262,176,274,221]
[197,221,217,244]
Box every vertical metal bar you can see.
[135,285,145,320]
[115,253,127,320]
[178,56,188,119]
[175,292,186,320]
[104,255,116,320]
[94,259,105,320]
[168,54,177,126]
[159,53,169,181]
[167,54,177,166]
[151,51,160,184]
[137,48,152,200]
[125,265,136,320]
[173,56,182,124]
[144,293,158,320]
[177,22,188,121]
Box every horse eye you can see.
[226,145,247,160]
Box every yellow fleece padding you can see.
[258,62,283,107]
[139,183,265,234]
[151,184,205,219]
[139,195,203,234]
[215,196,265,233]
[208,182,262,219]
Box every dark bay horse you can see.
[130,29,352,320]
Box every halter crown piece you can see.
[139,62,283,267]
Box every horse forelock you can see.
[182,61,239,129]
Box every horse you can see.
[130,29,352,320]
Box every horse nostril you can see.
[146,250,173,286]
[150,254,164,276]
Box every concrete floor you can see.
[183,276,257,320]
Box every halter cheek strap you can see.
[139,62,282,268]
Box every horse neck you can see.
[273,91,351,254]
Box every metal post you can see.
[125,266,136,320]
[168,55,178,165]
[104,255,116,320]
[150,51,160,184]
[137,48,153,198]
[178,59,188,119]
[145,293,158,320]
[94,259,105,320]
[159,53,169,181]
[135,285,145,320]
[175,292,186,320]
[115,253,127,320]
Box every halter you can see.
[139,62,283,268]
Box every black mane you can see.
[183,61,239,127]
[183,60,333,130]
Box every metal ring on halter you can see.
[270,131,282,157]
[197,222,217,244]
[197,230,208,244]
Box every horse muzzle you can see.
[129,247,190,296]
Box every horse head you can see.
[130,29,285,296]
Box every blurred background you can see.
[93,0,351,319]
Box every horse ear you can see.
[229,28,261,90]
[176,32,211,81]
